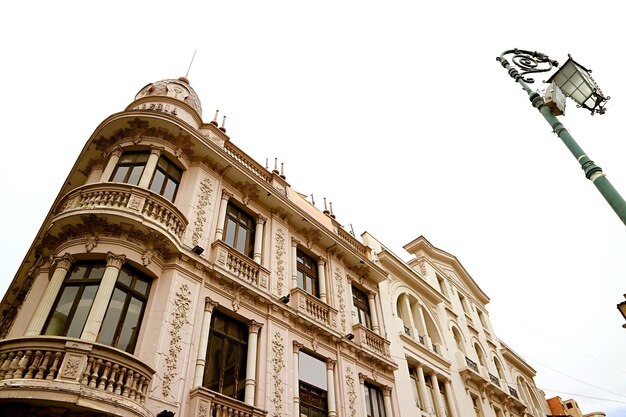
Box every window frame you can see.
[296,249,319,297]
[299,380,328,417]
[203,310,249,401]
[42,261,106,338]
[97,264,151,353]
[352,285,372,329]
[223,202,256,259]
[364,382,386,417]
[109,151,149,185]
[148,155,183,202]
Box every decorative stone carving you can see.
[350,264,370,279]
[93,118,194,159]
[299,228,321,249]
[345,367,357,417]
[61,356,82,379]
[271,332,285,417]
[198,400,210,417]
[416,256,427,276]
[275,228,286,295]
[192,177,214,247]
[235,181,260,205]
[334,268,347,333]
[162,283,192,398]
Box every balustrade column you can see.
[443,380,459,417]
[382,386,394,417]
[291,238,300,290]
[25,253,74,336]
[367,291,380,334]
[326,359,337,417]
[318,258,327,303]
[293,341,304,417]
[193,297,219,387]
[214,190,233,241]
[253,215,266,264]
[100,146,123,182]
[430,373,446,417]
[81,252,126,341]
[137,146,163,188]
[402,294,418,338]
[244,320,263,406]
[416,364,433,415]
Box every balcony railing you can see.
[489,373,500,386]
[465,356,479,373]
[190,387,267,417]
[0,337,154,416]
[508,386,519,399]
[223,142,272,184]
[211,240,270,290]
[290,288,338,329]
[352,324,391,358]
[418,335,425,345]
[336,227,370,258]
[56,183,188,239]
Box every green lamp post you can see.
[497,49,626,226]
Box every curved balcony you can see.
[0,336,154,417]
[55,183,188,240]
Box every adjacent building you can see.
[0,76,550,417]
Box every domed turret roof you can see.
[135,77,202,116]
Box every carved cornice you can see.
[235,181,260,205]
[299,228,321,250]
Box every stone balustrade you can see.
[352,324,391,358]
[211,240,270,290]
[223,142,272,184]
[290,288,338,329]
[56,183,187,239]
[0,337,154,417]
[190,387,267,417]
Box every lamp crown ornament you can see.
[497,49,609,115]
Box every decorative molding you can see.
[299,228,321,250]
[345,367,357,417]
[416,256,427,276]
[271,332,285,417]
[198,400,210,417]
[235,181,260,205]
[350,264,370,279]
[93,118,194,159]
[61,356,82,379]
[192,177,214,247]
[275,228,286,295]
[335,268,347,333]
[162,283,192,398]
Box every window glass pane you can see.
[235,226,248,252]
[111,166,129,183]
[163,179,177,201]
[66,285,98,338]
[224,219,237,247]
[299,352,327,390]
[134,276,150,296]
[205,335,223,391]
[297,271,305,289]
[44,286,79,335]
[117,269,132,286]
[127,166,144,185]
[150,170,166,194]
[117,297,144,352]
[68,265,87,280]
[222,341,237,397]
[98,288,126,345]
[88,264,106,279]
[364,386,371,416]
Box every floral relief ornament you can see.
[162,283,192,398]
[271,332,285,417]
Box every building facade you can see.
[0,76,548,417]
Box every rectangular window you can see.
[43,262,106,338]
[352,286,372,329]
[109,151,149,185]
[223,203,256,258]
[203,311,248,401]
[149,156,182,202]
[458,293,469,315]
[471,394,483,417]
[436,275,448,297]
[97,265,150,353]
[364,383,386,417]
[297,250,319,297]
[409,372,422,410]
[299,351,327,417]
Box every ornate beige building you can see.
[0,76,548,417]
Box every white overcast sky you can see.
[1,1,625,415]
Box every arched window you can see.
[474,343,486,367]
[494,356,505,379]
[452,327,465,354]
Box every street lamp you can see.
[497,49,626,226]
